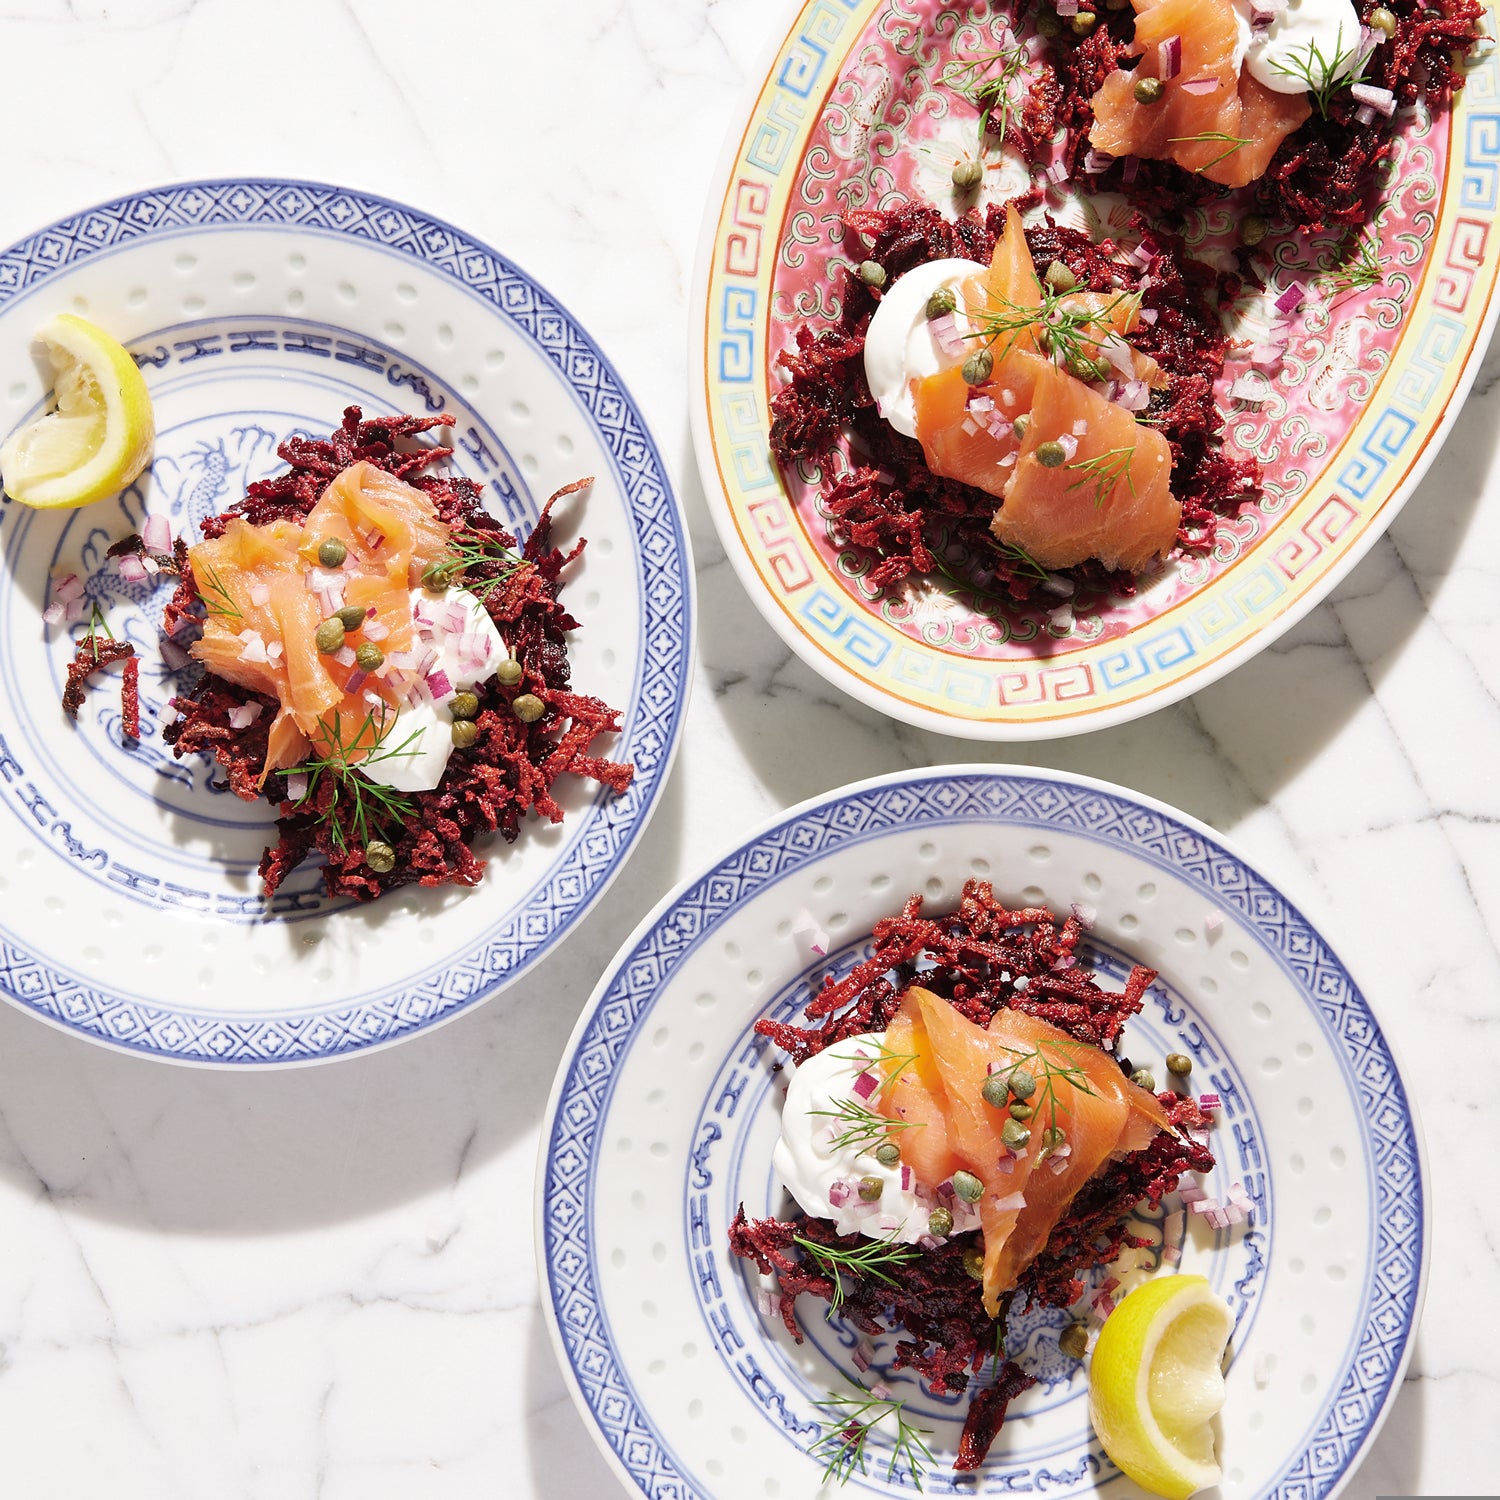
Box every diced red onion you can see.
[918,1233,943,1251]
[53,572,84,603]
[1012,974,1029,992]
[387,650,418,670]
[1250,0,1281,23]
[1354,103,1377,126]
[1049,1153,1071,1175]
[1250,343,1284,373]
[1229,372,1267,402]
[960,416,980,437]
[1041,573,1075,598]
[1139,306,1158,325]
[416,648,440,677]
[1116,378,1150,412]
[851,1347,871,1372]
[1050,603,1074,632]
[42,602,65,626]
[142,556,160,577]
[1122,155,1140,183]
[1071,902,1097,929]
[238,631,269,665]
[141,513,173,553]
[1349,82,1395,116]
[249,583,271,607]
[900,1165,913,1192]
[928,312,966,358]
[992,1191,1027,1212]
[363,621,389,643]
[756,1289,777,1318]
[1163,1243,1182,1265]
[227,702,263,730]
[117,553,148,584]
[1045,158,1069,186]
[1180,1182,1207,1204]
[995,1153,1015,1176]
[1204,909,1223,935]
[851,1071,877,1101]
[161,636,193,670]
[1056,0,1078,13]
[1072,418,1090,436]
[333,645,357,668]
[1178,75,1220,95]
[869,1383,892,1402]
[344,668,368,695]
[425,667,453,699]
[443,604,467,634]
[1199,1093,1221,1110]
[266,641,284,662]
[284,773,309,802]
[1083,149,1114,174]
[1275,281,1305,314]
[1093,1293,1116,1319]
[968,394,995,414]
[937,1179,956,1203]
[1057,433,1078,461]
[828,1180,853,1208]
[158,703,179,727]
[1158,36,1181,79]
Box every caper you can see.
[1241,214,1269,247]
[1166,1052,1193,1077]
[874,1142,902,1167]
[1041,1125,1068,1152]
[451,718,479,750]
[962,348,994,385]
[449,691,481,721]
[1001,1119,1032,1150]
[1133,75,1165,105]
[314,619,345,655]
[317,537,347,569]
[1044,260,1079,292]
[1069,9,1098,35]
[926,286,958,320]
[496,656,525,688]
[859,259,887,288]
[1012,414,1030,441]
[1036,8,1063,35]
[1009,1069,1036,1101]
[364,841,396,874]
[1369,5,1397,35]
[336,605,367,633]
[1130,1068,1157,1092]
[1035,440,1067,468]
[981,1073,1011,1108]
[952,158,984,192]
[512,693,546,724]
[961,1247,986,1281]
[928,1206,955,1237]
[952,1169,984,1203]
[1059,1323,1089,1359]
[1009,1102,1034,1121]
[422,560,455,591]
[858,1175,884,1202]
[354,643,384,672]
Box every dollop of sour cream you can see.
[361,585,507,794]
[772,1032,928,1243]
[862,258,988,439]
[1232,0,1365,95]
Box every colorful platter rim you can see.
[536,764,1427,1499]
[0,178,694,1066]
[690,0,1500,739]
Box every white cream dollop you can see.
[862,257,988,440]
[1232,0,1365,94]
[360,585,507,794]
[772,1032,928,1243]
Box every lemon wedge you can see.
[0,313,155,508]
[1087,1274,1233,1499]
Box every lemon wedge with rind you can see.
[0,313,155,508]
[1087,1274,1233,1499]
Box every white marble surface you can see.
[0,1,1494,1495]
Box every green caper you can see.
[859,259,887,288]
[1001,1119,1032,1150]
[1035,440,1067,468]
[1166,1052,1193,1077]
[354,643,384,672]
[952,1170,983,1203]
[1041,1125,1068,1152]
[1133,75,1165,105]
[1369,5,1397,35]
[1044,260,1079,292]
[495,656,525,688]
[1059,1323,1089,1359]
[858,1175,884,1202]
[1009,1102,1034,1121]
[928,1206,955,1237]
[1009,1069,1037,1101]
[365,841,396,874]
[512,693,546,724]
[317,537,347,569]
[981,1073,1011,1108]
[314,619,345,655]
[962,349,994,385]
[952,158,984,192]
[1130,1068,1157,1092]
[926,286,958,320]
[1241,214,1269,248]
[1069,9,1098,35]
[451,718,479,750]
[961,1247,986,1281]
[874,1142,902,1167]
[422,560,455,591]
[449,691,481,721]
[1036,8,1063,35]
[336,604,367,633]
[1012,414,1030,441]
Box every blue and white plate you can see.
[0,179,692,1065]
[538,767,1425,1499]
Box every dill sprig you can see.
[810,1382,935,1490]
[1322,223,1385,297]
[1066,445,1138,509]
[425,526,530,601]
[293,705,423,853]
[969,285,1139,383]
[809,1097,924,1155]
[793,1234,919,1314]
[196,560,242,621]
[1166,131,1252,172]
[941,39,1032,145]
[1269,25,1366,118]
[994,1037,1100,1142]
[83,600,114,664]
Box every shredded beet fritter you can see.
[162,407,633,903]
[1008,0,1483,233]
[730,880,1215,1470]
[771,200,1257,601]
[62,633,138,743]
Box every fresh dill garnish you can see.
[1065,445,1138,509]
[83,600,114,664]
[1322,223,1385,297]
[293,705,423,853]
[1166,131,1253,171]
[792,1234,920,1314]
[941,39,1032,146]
[968,284,1140,383]
[1269,25,1366,118]
[426,526,530,601]
[993,1036,1100,1141]
[810,1381,936,1490]
[196,560,243,621]
[809,1096,924,1155]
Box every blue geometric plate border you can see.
[539,766,1426,1500]
[0,179,694,1064]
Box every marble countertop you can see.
[0,0,1494,1495]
